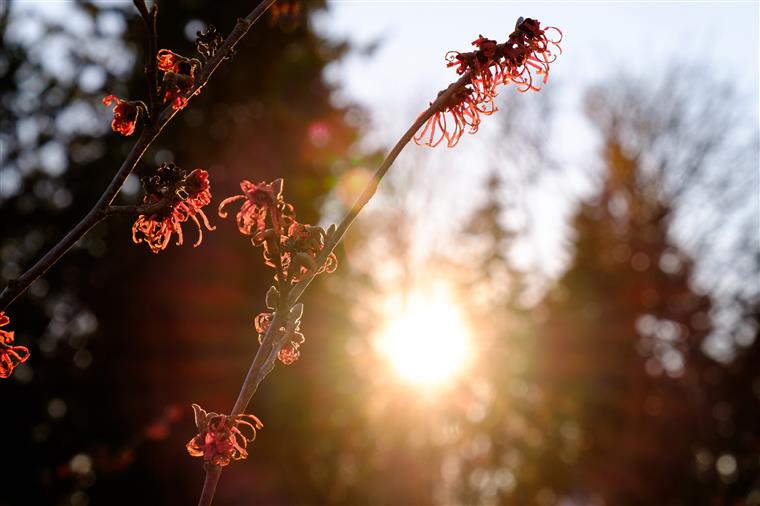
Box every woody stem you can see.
[0,0,279,314]
[288,71,472,307]
[201,71,473,506]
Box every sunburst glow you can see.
[375,286,472,388]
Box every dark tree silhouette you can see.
[0,1,358,504]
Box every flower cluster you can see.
[195,24,224,60]
[282,222,338,282]
[415,17,562,148]
[413,86,496,148]
[254,297,305,365]
[102,95,145,136]
[0,313,29,379]
[186,404,263,467]
[132,163,215,253]
[218,179,292,240]
[447,18,562,96]
[218,179,336,284]
[157,49,201,110]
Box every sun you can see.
[374,285,472,388]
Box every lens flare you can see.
[375,286,471,388]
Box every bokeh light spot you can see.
[374,285,471,388]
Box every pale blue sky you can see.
[313,1,760,357]
[316,1,758,139]
[313,1,759,279]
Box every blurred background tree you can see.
[1,0,359,504]
[0,2,757,506]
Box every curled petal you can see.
[0,312,13,345]
[102,95,139,136]
[0,346,30,378]
[132,168,215,253]
[186,405,263,467]
[0,312,29,379]
[277,342,300,365]
[419,18,561,149]
[157,49,181,72]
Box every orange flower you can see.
[186,404,263,467]
[157,49,200,111]
[195,25,223,60]
[500,17,563,92]
[0,312,30,379]
[277,342,300,365]
[132,165,215,253]
[254,311,274,342]
[253,305,306,366]
[220,179,338,286]
[102,95,141,136]
[282,222,337,284]
[419,17,562,148]
[218,179,294,241]
[414,86,496,148]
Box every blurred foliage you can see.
[443,72,760,505]
[0,1,758,505]
[1,0,359,504]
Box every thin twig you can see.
[198,466,223,506]
[158,0,278,127]
[0,127,158,311]
[288,72,472,307]
[106,200,171,217]
[235,71,472,416]
[197,71,473,506]
[0,0,279,313]
[132,0,159,119]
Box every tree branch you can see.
[288,72,472,307]
[132,0,159,119]
[196,70,473,506]
[0,0,279,313]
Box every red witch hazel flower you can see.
[186,404,263,467]
[132,163,215,253]
[219,179,338,284]
[102,95,145,136]
[417,17,562,148]
[195,24,224,60]
[0,312,30,379]
[414,86,496,148]
[254,298,306,366]
[218,179,294,242]
[157,49,201,110]
[281,222,338,283]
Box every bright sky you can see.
[317,1,758,136]
[313,1,759,286]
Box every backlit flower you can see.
[186,404,263,467]
[157,49,201,111]
[132,164,215,253]
[253,303,306,366]
[254,311,274,343]
[500,18,563,92]
[277,304,305,365]
[195,24,224,60]
[277,342,300,365]
[0,312,30,379]
[282,222,337,283]
[102,95,142,136]
[414,86,496,148]
[220,179,339,286]
[418,17,562,148]
[218,179,294,241]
